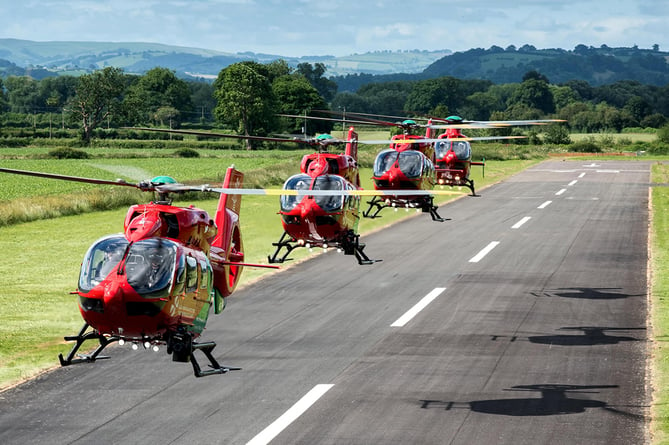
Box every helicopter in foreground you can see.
[0,166,276,377]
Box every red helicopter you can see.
[0,166,277,377]
[432,115,486,196]
[306,111,455,222]
[128,125,383,265]
[267,127,381,265]
[429,115,566,196]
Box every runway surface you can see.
[0,159,651,444]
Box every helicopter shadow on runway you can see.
[532,287,645,300]
[419,384,646,419]
[526,326,645,347]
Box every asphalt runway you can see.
[0,159,651,444]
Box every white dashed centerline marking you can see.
[391,287,446,327]
[469,241,500,263]
[538,200,552,209]
[247,384,335,445]
[512,217,531,229]
[578,172,586,178]
[568,180,578,186]
[555,188,567,196]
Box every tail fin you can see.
[345,126,358,161]
[425,119,433,139]
[213,167,243,249]
[211,166,245,304]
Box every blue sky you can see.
[2,0,668,56]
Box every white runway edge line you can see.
[469,241,500,263]
[512,216,531,229]
[391,287,446,327]
[247,384,334,445]
[538,200,552,209]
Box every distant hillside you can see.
[422,44,669,86]
[0,39,450,80]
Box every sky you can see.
[2,0,669,57]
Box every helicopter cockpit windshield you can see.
[281,174,313,211]
[374,149,398,176]
[397,151,424,178]
[374,150,425,179]
[79,235,129,291]
[312,175,345,212]
[126,239,178,298]
[435,140,471,161]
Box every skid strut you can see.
[58,323,118,366]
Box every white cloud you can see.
[0,0,666,55]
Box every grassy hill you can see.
[0,39,450,79]
[422,45,669,86]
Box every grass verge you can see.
[651,161,669,443]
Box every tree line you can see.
[0,60,668,146]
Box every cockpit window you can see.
[435,140,451,159]
[435,140,471,161]
[125,239,178,298]
[280,174,312,212]
[373,149,398,176]
[397,151,424,178]
[79,235,129,292]
[313,175,344,212]
[452,141,471,160]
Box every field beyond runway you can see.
[0,159,650,444]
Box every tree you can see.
[296,62,337,102]
[124,67,192,125]
[213,61,276,149]
[0,78,7,112]
[509,73,555,114]
[272,74,330,134]
[4,76,40,113]
[69,67,127,144]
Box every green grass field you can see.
[651,161,669,443]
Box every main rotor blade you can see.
[429,119,566,129]
[201,187,464,196]
[277,113,386,127]
[0,167,140,188]
[125,127,298,143]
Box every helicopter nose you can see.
[387,169,401,187]
[300,198,316,219]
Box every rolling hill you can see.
[0,38,451,80]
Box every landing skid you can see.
[58,323,118,366]
[167,328,241,378]
[268,230,381,265]
[59,323,239,378]
[267,231,298,264]
[364,196,448,222]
